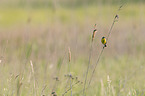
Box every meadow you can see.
[0,1,145,96]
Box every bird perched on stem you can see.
[101,37,107,47]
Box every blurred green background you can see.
[0,0,145,96]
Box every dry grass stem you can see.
[83,24,97,96]
[30,60,37,96]
[68,47,72,96]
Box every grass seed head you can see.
[115,14,119,22]
[92,24,97,41]
[68,47,71,62]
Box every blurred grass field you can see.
[0,3,145,26]
[0,1,145,96]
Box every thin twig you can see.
[82,43,93,96]
[83,24,97,96]
[68,47,72,96]
[60,47,73,96]
[87,47,104,90]
[62,47,73,96]
[62,81,82,96]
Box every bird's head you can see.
[102,37,105,39]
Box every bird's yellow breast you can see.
[101,38,106,44]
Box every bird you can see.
[101,37,107,47]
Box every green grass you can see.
[0,4,145,27]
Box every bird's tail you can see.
[104,44,107,47]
